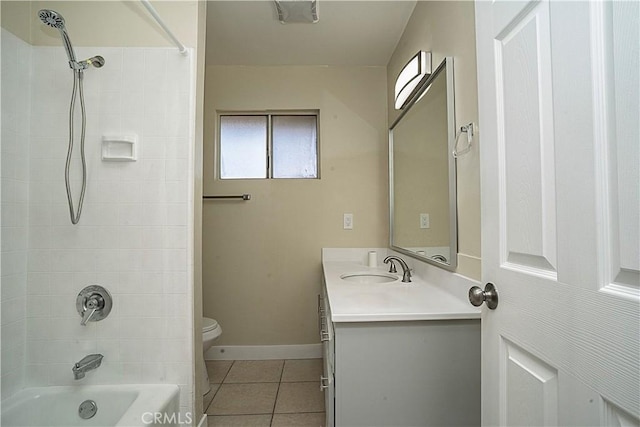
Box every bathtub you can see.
[1,384,180,427]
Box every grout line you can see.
[220,360,234,384]
[208,412,274,416]
[204,360,234,414]
[270,360,286,427]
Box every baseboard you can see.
[205,344,322,361]
[197,414,207,427]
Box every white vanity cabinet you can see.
[320,279,481,427]
[318,283,335,426]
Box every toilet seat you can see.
[202,317,219,333]
[202,317,222,395]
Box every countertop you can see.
[323,260,481,323]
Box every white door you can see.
[475,1,639,425]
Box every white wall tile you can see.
[24,364,51,387]
[119,294,163,317]
[143,137,166,159]
[26,295,51,318]
[27,273,51,295]
[165,159,188,181]
[163,294,189,317]
[141,362,167,383]
[1,298,26,325]
[165,204,187,226]
[163,272,188,294]
[27,318,52,340]
[8,43,195,407]
[2,29,31,403]
[118,317,164,339]
[163,250,187,272]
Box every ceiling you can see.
[205,1,417,66]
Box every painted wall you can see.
[388,1,481,280]
[203,66,388,346]
[0,1,31,42]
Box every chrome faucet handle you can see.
[80,296,101,326]
[76,285,112,326]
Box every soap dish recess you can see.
[102,135,137,162]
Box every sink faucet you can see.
[72,354,103,380]
[383,256,412,283]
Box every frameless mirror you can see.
[389,57,457,270]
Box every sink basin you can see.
[340,272,398,283]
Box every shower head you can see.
[38,9,78,65]
[38,9,65,29]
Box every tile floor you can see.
[204,359,326,427]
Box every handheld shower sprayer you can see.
[38,9,77,68]
[38,10,105,71]
[38,9,105,225]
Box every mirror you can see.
[389,57,457,270]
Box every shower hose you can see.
[66,69,87,224]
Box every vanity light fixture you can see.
[274,0,319,24]
[394,51,432,110]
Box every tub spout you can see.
[72,354,103,380]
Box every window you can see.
[219,112,319,179]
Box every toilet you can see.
[202,317,222,395]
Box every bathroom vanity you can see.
[320,250,481,427]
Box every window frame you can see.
[216,110,320,180]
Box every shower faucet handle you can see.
[80,296,101,326]
[76,285,112,326]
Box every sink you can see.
[340,272,398,283]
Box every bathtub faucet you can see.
[72,354,103,380]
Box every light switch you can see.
[420,213,430,229]
[343,213,353,230]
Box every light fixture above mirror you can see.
[394,51,432,110]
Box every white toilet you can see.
[202,317,222,395]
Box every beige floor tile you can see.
[207,383,279,415]
[274,382,325,414]
[207,414,272,427]
[224,360,284,383]
[271,412,326,427]
[203,383,221,412]
[206,360,234,384]
[281,359,323,382]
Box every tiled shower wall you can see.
[1,30,195,414]
[1,29,31,400]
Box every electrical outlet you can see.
[343,213,353,230]
[420,213,430,229]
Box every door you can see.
[475,1,639,425]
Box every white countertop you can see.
[323,260,481,323]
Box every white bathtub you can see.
[1,384,180,427]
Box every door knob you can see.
[468,283,498,309]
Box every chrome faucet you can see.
[72,354,103,380]
[383,256,412,283]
